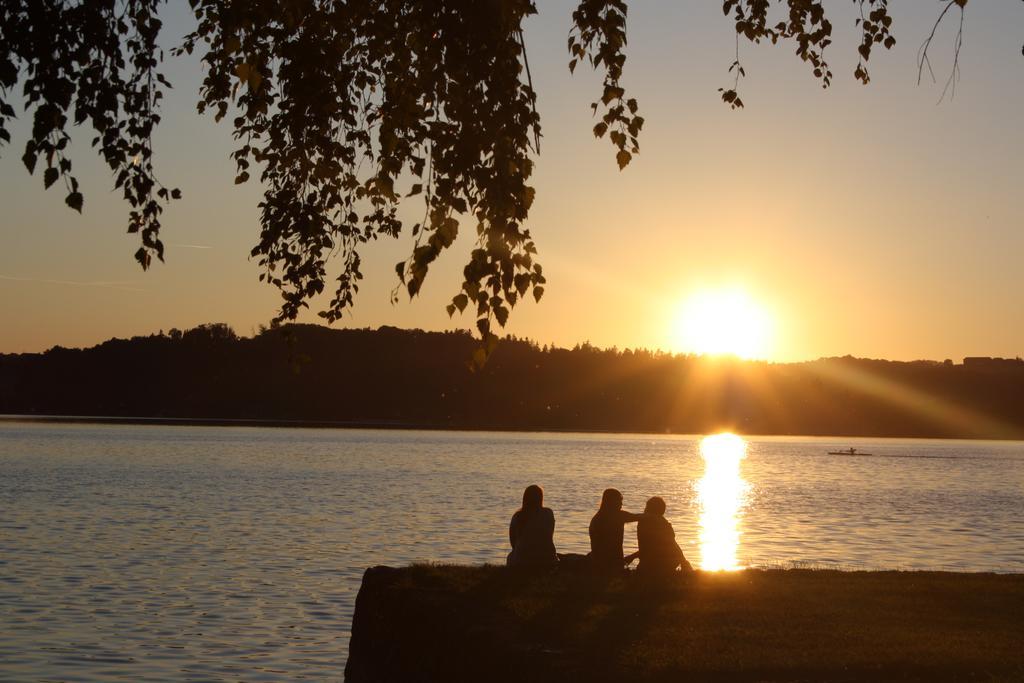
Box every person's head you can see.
[644,496,666,516]
[520,484,544,512]
[599,488,623,512]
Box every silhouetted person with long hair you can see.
[507,484,557,569]
[589,488,643,573]
[627,496,692,579]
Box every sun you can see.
[673,287,773,359]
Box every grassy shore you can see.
[345,564,1024,682]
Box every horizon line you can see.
[2,321,1021,367]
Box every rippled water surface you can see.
[1,422,1022,680]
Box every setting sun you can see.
[673,288,773,359]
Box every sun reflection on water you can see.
[697,433,749,571]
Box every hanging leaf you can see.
[65,191,83,213]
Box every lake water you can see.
[1,421,1022,680]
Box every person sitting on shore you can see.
[507,484,557,569]
[588,488,644,573]
[626,496,692,579]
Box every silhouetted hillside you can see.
[2,324,1023,439]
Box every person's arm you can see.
[635,522,648,563]
[667,521,685,570]
[673,543,690,571]
[620,510,644,523]
[624,551,639,565]
[509,513,518,549]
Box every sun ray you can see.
[806,359,1018,439]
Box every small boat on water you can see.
[827,447,873,456]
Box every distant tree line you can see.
[2,324,1023,439]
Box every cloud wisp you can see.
[0,274,149,293]
[170,243,214,250]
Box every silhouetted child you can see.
[589,488,643,573]
[507,484,557,569]
[626,496,692,579]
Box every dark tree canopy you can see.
[0,0,1004,359]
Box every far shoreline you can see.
[3,413,1024,443]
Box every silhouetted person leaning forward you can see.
[589,488,643,573]
[626,496,693,580]
[507,484,557,569]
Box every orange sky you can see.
[1,2,1022,361]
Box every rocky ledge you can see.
[345,564,1023,682]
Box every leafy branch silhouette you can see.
[0,1,997,364]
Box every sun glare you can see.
[697,433,749,571]
[674,288,773,359]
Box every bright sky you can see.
[1,1,1022,361]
